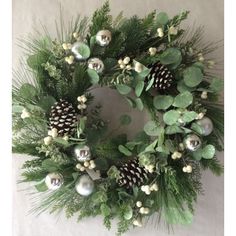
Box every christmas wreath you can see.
[13,2,224,235]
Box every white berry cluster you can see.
[201,91,208,99]
[62,43,72,50]
[77,95,87,110]
[21,108,30,119]
[135,201,150,216]
[196,112,205,120]
[133,218,142,227]
[65,55,74,64]
[72,32,79,40]
[141,183,158,195]
[148,47,157,56]
[43,128,69,146]
[118,56,132,70]
[171,151,182,160]
[168,26,178,35]
[157,28,164,37]
[182,165,193,173]
[198,53,205,62]
[76,160,96,171]
[144,164,155,173]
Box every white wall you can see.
[13,0,224,235]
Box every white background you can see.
[12,0,224,236]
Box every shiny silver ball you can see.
[96,30,112,46]
[184,134,202,151]
[45,173,64,190]
[74,145,91,162]
[88,58,104,73]
[71,42,90,60]
[75,174,94,196]
[196,117,213,136]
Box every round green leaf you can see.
[177,80,195,93]
[87,68,100,84]
[159,48,182,65]
[120,114,132,125]
[38,96,56,112]
[156,12,169,26]
[183,67,203,87]
[19,83,37,99]
[210,78,224,92]
[165,125,184,134]
[163,110,181,125]
[182,111,198,123]
[173,91,193,108]
[153,95,173,110]
[123,205,133,220]
[77,43,91,59]
[144,121,163,136]
[116,84,131,95]
[135,98,144,111]
[100,204,111,216]
[202,145,216,159]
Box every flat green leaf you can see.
[118,145,132,156]
[35,181,48,192]
[87,68,99,84]
[123,205,133,220]
[193,149,203,161]
[202,145,216,159]
[138,68,151,78]
[183,66,203,87]
[163,110,181,125]
[145,77,155,91]
[153,95,173,110]
[120,114,132,125]
[135,98,144,111]
[19,83,37,99]
[165,125,184,134]
[173,91,193,108]
[144,121,163,136]
[156,12,169,26]
[182,111,198,123]
[177,80,195,93]
[38,96,56,112]
[135,80,145,97]
[116,84,131,95]
[159,48,182,65]
[27,52,48,70]
[210,78,224,92]
[192,62,204,71]
[191,122,204,135]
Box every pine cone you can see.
[146,61,174,92]
[49,99,77,136]
[117,159,148,189]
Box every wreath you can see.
[13,2,224,235]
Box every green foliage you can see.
[173,91,193,108]
[119,114,132,125]
[183,66,203,87]
[153,95,173,110]
[144,121,163,136]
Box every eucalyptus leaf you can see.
[173,91,193,108]
[35,181,48,192]
[153,95,173,110]
[100,204,111,216]
[87,68,99,84]
[177,80,195,93]
[183,66,203,87]
[145,77,155,91]
[191,122,204,135]
[123,205,133,220]
[210,78,224,92]
[165,125,184,134]
[144,121,163,136]
[135,98,144,111]
[116,84,131,95]
[77,43,91,58]
[120,114,132,125]
[118,145,132,156]
[156,12,169,26]
[182,111,198,123]
[27,52,48,70]
[19,83,37,99]
[163,110,181,125]
[135,80,145,97]
[159,48,182,65]
[38,96,56,112]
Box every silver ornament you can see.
[45,173,64,190]
[75,174,94,196]
[96,30,112,46]
[71,42,90,60]
[196,117,213,136]
[88,58,104,73]
[74,145,91,162]
[184,134,202,151]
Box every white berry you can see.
[84,161,90,167]
[21,108,30,119]
[171,151,182,160]
[149,47,157,56]
[133,219,142,227]
[186,165,193,173]
[134,62,143,73]
[136,201,142,208]
[169,26,178,35]
[123,57,130,65]
[44,136,52,146]
[150,183,158,192]
[73,32,79,38]
[157,28,164,37]
[201,91,208,99]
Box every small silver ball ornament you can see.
[71,42,90,60]
[45,173,64,190]
[75,174,94,196]
[74,145,91,162]
[196,117,213,136]
[96,30,112,46]
[88,58,104,73]
[184,134,202,151]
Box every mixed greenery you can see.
[13,2,223,235]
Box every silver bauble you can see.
[88,58,104,73]
[74,145,91,162]
[45,173,64,190]
[75,174,94,196]
[96,30,112,46]
[196,117,213,136]
[184,134,202,151]
[71,42,90,60]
